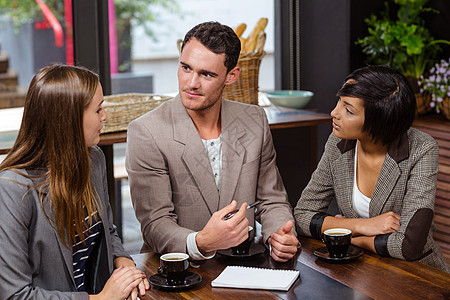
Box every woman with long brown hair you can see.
[0,64,150,299]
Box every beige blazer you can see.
[126,95,295,254]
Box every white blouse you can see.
[352,143,371,218]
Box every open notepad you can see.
[211,266,300,291]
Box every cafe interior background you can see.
[0,0,449,264]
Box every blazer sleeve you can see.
[254,108,297,243]
[126,119,194,254]
[0,175,88,300]
[294,133,337,237]
[380,136,438,261]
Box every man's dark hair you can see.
[337,65,416,145]
[181,21,241,73]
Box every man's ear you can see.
[225,67,240,85]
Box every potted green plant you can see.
[356,0,450,111]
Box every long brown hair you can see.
[0,64,101,247]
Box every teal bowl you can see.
[265,90,314,109]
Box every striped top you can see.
[72,211,102,291]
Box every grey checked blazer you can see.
[0,146,131,299]
[294,128,449,272]
[126,95,295,254]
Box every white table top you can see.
[0,107,23,133]
[0,107,23,155]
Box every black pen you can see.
[222,200,261,220]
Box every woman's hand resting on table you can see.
[89,266,147,300]
[113,257,150,300]
[329,211,400,237]
[356,212,400,236]
[332,212,400,253]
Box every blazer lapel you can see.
[54,231,76,287]
[334,140,362,218]
[369,155,400,217]
[30,172,76,287]
[219,100,246,208]
[94,188,113,271]
[332,148,360,218]
[42,196,75,287]
[172,96,220,214]
[370,132,408,216]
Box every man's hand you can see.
[196,200,249,253]
[269,221,299,262]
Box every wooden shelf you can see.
[0,68,18,87]
[413,113,450,265]
[0,52,8,73]
[0,86,26,109]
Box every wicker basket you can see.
[415,93,432,115]
[102,93,172,133]
[223,51,265,105]
[441,97,450,120]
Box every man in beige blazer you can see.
[126,21,298,262]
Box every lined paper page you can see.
[211,266,299,291]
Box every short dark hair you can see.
[337,65,416,145]
[181,21,241,73]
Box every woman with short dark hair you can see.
[294,65,448,272]
[0,64,150,299]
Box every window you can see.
[112,0,275,95]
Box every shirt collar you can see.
[336,131,409,163]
